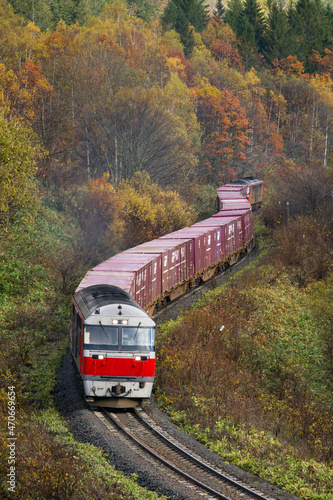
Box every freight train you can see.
[70,178,264,408]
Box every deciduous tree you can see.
[117,171,196,247]
[0,103,42,221]
[192,83,250,182]
[202,17,243,69]
[81,87,197,184]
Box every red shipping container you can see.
[125,239,191,294]
[218,185,247,194]
[162,226,217,275]
[77,273,135,298]
[219,216,244,255]
[217,189,246,199]
[92,262,151,307]
[192,217,243,259]
[77,259,156,311]
[220,199,251,210]
[190,221,222,263]
[213,209,253,245]
[96,253,162,305]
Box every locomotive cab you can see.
[70,284,155,408]
[228,177,264,209]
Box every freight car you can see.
[70,177,263,407]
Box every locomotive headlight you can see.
[135,356,141,361]
[98,355,104,360]
[112,319,128,325]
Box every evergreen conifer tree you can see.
[288,0,333,64]
[224,0,243,37]
[242,0,266,52]
[225,0,265,68]
[214,0,226,20]
[162,0,208,54]
[127,0,157,23]
[263,0,292,63]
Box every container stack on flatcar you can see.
[70,178,263,407]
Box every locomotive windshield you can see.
[122,327,155,351]
[84,325,118,349]
[84,324,154,351]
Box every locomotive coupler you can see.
[108,384,132,398]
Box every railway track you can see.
[94,407,275,500]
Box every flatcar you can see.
[70,177,262,407]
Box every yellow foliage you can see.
[117,171,196,248]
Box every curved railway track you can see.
[94,407,275,500]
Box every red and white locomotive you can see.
[70,284,155,408]
[70,177,263,408]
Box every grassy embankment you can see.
[155,219,333,500]
[0,207,165,499]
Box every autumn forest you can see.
[1,0,333,498]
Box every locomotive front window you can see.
[84,325,118,350]
[121,327,155,351]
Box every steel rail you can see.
[97,409,233,500]
[134,408,273,500]
[95,408,273,500]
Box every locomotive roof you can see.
[74,284,142,318]
[228,176,262,185]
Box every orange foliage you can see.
[97,34,114,46]
[193,85,249,171]
[272,56,305,77]
[18,61,45,88]
[270,131,284,153]
[88,174,124,223]
[44,31,72,58]
[309,49,333,78]
[202,18,243,70]
[76,173,125,257]
[0,62,52,124]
